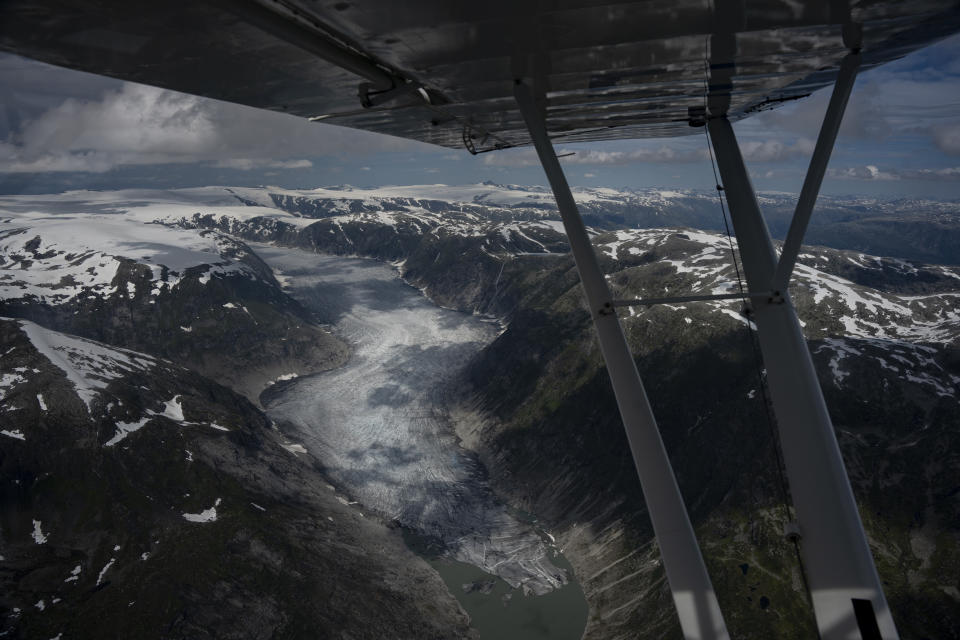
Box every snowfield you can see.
[596,228,960,348]
[2,318,240,444]
[0,219,259,306]
[0,190,298,307]
[258,246,567,595]
[15,318,158,409]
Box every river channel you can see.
[254,245,587,639]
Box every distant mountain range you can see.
[226,182,960,266]
[0,184,957,639]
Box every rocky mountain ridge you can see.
[1,185,957,639]
[215,182,960,266]
[0,317,472,639]
[0,204,348,403]
[164,186,960,639]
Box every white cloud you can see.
[482,144,709,168]
[828,165,960,181]
[563,146,709,165]
[737,138,815,162]
[583,172,596,178]
[1,60,429,174]
[738,34,960,150]
[933,123,960,155]
[481,148,538,167]
[829,164,899,181]
[212,158,313,171]
[483,136,815,169]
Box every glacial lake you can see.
[255,245,588,639]
[405,527,589,640]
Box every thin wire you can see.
[700,41,818,623]
[701,115,792,515]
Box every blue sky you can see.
[1,32,959,198]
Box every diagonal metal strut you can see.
[515,80,730,640]
[773,47,861,294]
[708,116,899,640]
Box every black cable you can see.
[702,121,793,517]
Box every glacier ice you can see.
[258,246,566,594]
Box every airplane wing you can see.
[1,0,957,152]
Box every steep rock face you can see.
[5,186,958,638]
[177,191,960,637]
[181,210,571,315]
[452,231,960,640]
[0,217,348,403]
[0,318,473,640]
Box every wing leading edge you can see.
[1,0,958,153]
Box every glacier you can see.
[257,245,568,595]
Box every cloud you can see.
[736,138,815,162]
[747,81,895,141]
[483,137,816,168]
[739,33,960,150]
[212,158,313,171]
[483,144,710,168]
[828,165,960,181]
[481,149,538,167]
[566,146,710,164]
[583,173,596,178]
[830,165,900,181]
[1,56,430,174]
[933,123,960,155]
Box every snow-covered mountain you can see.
[1,184,958,639]
[0,317,469,639]
[0,193,348,403]
[5,182,958,263]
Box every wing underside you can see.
[1,0,958,153]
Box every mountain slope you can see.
[448,230,959,640]
[134,184,958,638]
[2,185,957,639]
[189,183,960,266]
[0,206,348,403]
[0,318,473,639]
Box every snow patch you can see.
[183,498,221,523]
[0,370,28,398]
[268,373,299,386]
[0,211,259,305]
[16,319,157,409]
[161,396,185,421]
[32,520,47,544]
[282,442,307,455]
[96,558,115,585]
[104,416,151,447]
